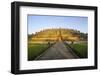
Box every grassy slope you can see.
[28,44,49,60]
[70,42,88,58]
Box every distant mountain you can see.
[28,28,87,43]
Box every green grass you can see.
[28,43,49,60]
[70,42,88,58]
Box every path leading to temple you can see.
[35,41,79,60]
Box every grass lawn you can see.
[70,42,88,58]
[28,43,49,60]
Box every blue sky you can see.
[28,15,88,34]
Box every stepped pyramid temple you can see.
[28,28,87,44]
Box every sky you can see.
[28,15,88,34]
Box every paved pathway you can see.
[35,41,79,60]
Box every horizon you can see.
[28,15,88,34]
